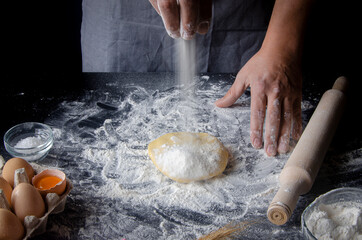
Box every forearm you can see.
[261,0,314,62]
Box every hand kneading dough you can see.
[148,132,229,183]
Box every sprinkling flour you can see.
[306,202,362,240]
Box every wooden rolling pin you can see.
[267,76,348,225]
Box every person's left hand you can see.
[215,48,303,156]
[149,0,212,39]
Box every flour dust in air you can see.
[176,39,197,131]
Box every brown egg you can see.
[32,169,66,197]
[2,158,34,187]
[11,183,45,223]
[0,208,24,240]
[0,177,12,207]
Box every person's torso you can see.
[81,0,274,72]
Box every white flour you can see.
[43,74,362,239]
[152,133,223,181]
[177,38,197,131]
[73,78,287,238]
[306,202,362,240]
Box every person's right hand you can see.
[149,0,212,39]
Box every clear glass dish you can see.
[301,187,362,240]
[4,122,53,161]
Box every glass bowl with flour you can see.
[302,187,362,240]
[4,122,53,161]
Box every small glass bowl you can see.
[4,122,53,161]
[301,187,362,240]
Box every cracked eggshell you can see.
[0,208,24,240]
[0,177,12,207]
[2,158,34,188]
[11,183,45,223]
[32,169,66,197]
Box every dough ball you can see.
[148,132,228,183]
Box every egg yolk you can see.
[35,176,62,190]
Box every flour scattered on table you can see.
[48,76,285,239]
[44,75,361,239]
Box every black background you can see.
[2,0,83,73]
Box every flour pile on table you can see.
[45,75,343,239]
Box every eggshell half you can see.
[2,158,34,187]
[0,177,12,207]
[32,169,66,197]
[11,183,45,223]
[0,208,24,240]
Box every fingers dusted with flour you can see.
[249,92,266,150]
[149,0,212,39]
[215,72,248,108]
[264,97,281,156]
[179,0,199,39]
[151,0,181,38]
[277,97,293,154]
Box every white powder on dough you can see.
[155,135,222,181]
[15,137,44,149]
[306,202,362,240]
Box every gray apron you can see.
[81,0,274,72]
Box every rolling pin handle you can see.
[332,76,348,93]
[267,76,348,225]
[267,198,293,226]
